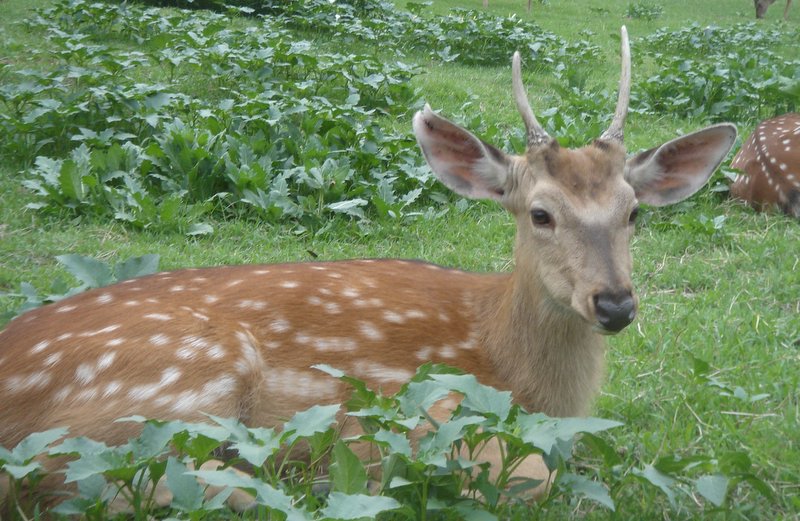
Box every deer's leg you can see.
[785,0,793,19]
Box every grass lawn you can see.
[0,0,798,518]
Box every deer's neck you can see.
[477,263,606,417]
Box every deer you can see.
[0,27,737,512]
[754,0,793,19]
[730,113,800,218]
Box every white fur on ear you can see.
[412,104,510,201]
[625,123,737,206]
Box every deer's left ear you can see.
[413,104,510,202]
[625,124,737,206]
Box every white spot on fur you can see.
[204,295,219,304]
[124,300,141,307]
[359,321,384,341]
[312,337,358,352]
[237,299,267,310]
[405,309,427,320]
[96,293,113,304]
[352,361,413,384]
[6,371,52,393]
[324,302,341,314]
[79,324,121,337]
[144,313,172,322]
[280,281,299,288]
[207,345,225,359]
[341,287,360,298]
[416,346,433,361]
[103,381,122,397]
[439,345,457,358]
[75,364,97,384]
[268,318,290,334]
[265,369,338,399]
[31,340,51,354]
[53,386,73,403]
[226,279,243,288]
[150,334,171,346]
[56,332,74,341]
[44,352,63,367]
[97,352,116,370]
[383,310,405,324]
[56,305,77,313]
[106,338,125,347]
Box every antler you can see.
[512,51,550,147]
[600,26,631,143]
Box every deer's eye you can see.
[531,209,552,227]
[629,206,639,224]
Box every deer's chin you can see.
[592,323,626,336]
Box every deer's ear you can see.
[413,104,510,202]
[625,124,737,206]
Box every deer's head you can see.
[413,27,736,334]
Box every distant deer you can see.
[730,113,800,218]
[754,0,793,19]
[0,27,737,511]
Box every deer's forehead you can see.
[522,142,631,205]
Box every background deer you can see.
[0,27,736,510]
[755,0,793,19]
[730,113,800,218]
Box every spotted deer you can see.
[0,27,737,511]
[755,0,792,19]
[730,113,800,218]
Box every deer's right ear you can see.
[624,123,737,207]
[413,104,510,202]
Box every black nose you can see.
[593,291,636,332]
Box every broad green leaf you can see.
[50,436,109,457]
[321,492,400,520]
[329,440,368,494]
[418,415,484,463]
[13,427,69,462]
[55,255,113,288]
[283,404,340,443]
[113,254,159,282]
[695,474,729,507]
[234,431,281,467]
[633,464,677,507]
[373,429,411,457]
[3,463,41,479]
[429,374,512,420]
[188,470,311,520]
[63,451,125,483]
[518,414,622,457]
[397,380,451,417]
[559,472,614,510]
[186,222,214,236]
[165,457,204,512]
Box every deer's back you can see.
[0,260,505,447]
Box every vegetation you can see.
[1,0,798,519]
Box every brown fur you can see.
[730,113,800,219]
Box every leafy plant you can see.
[0,253,159,319]
[633,23,800,122]
[0,363,763,519]
[625,1,664,21]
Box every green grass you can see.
[1,0,799,518]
